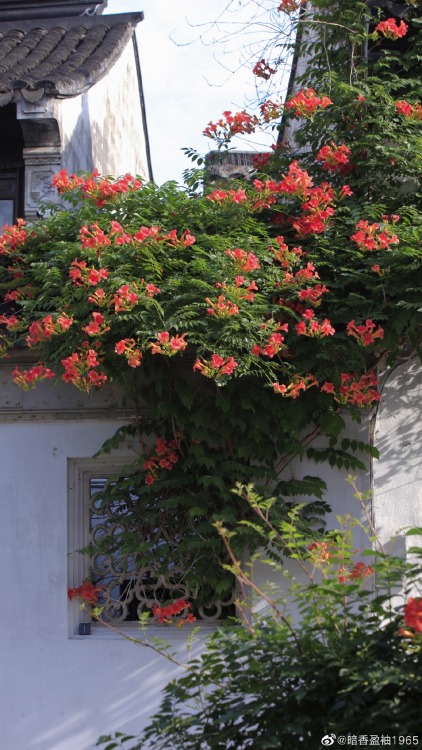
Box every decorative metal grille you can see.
[89,477,235,623]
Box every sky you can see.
[104,1,290,185]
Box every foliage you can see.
[0,0,419,745]
[94,1,422,746]
[0,1,421,606]
[97,483,422,749]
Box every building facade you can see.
[0,3,162,749]
[0,0,152,224]
[0,3,420,749]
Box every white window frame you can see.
[67,457,233,639]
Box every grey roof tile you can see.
[0,12,143,103]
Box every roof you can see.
[0,1,108,21]
[0,11,144,105]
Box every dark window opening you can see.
[0,104,24,226]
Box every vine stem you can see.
[215,521,303,653]
[273,424,320,475]
[91,614,190,669]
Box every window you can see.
[0,104,24,227]
[0,170,23,227]
[68,459,235,636]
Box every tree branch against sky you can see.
[106,0,294,184]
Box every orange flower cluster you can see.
[206,160,345,237]
[214,277,258,305]
[206,188,248,204]
[133,225,161,242]
[206,295,240,319]
[278,0,306,11]
[164,229,196,248]
[193,354,238,379]
[61,345,107,392]
[252,152,271,169]
[82,312,110,337]
[260,98,283,123]
[86,278,159,315]
[152,598,196,625]
[80,223,111,253]
[70,265,159,316]
[109,220,132,246]
[336,371,379,407]
[114,338,142,368]
[0,313,21,332]
[298,284,328,306]
[347,319,384,346]
[12,363,55,390]
[308,543,374,582]
[149,331,188,356]
[316,141,351,173]
[51,169,142,207]
[400,597,422,637]
[375,18,408,40]
[68,581,102,605]
[273,374,318,399]
[143,437,179,485]
[351,219,400,252]
[25,314,73,347]
[338,562,374,583]
[113,283,140,313]
[308,541,333,563]
[292,183,336,236]
[69,259,109,287]
[278,160,314,199]
[0,218,28,256]
[395,100,422,121]
[3,284,32,303]
[252,327,288,359]
[225,248,261,273]
[235,277,258,302]
[252,58,275,80]
[285,88,332,118]
[271,236,304,268]
[295,309,335,338]
[282,261,320,287]
[203,110,259,141]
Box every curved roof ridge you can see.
[0,12,144,101]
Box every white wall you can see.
[0,417,206,750]
[0,392,373,750]
[373,358,422,546]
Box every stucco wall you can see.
[59,38,149,179]
[0,417,207,750]
[3,351,421,749]
[0,368,374,750]
[373,358,422,544]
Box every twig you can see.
[91,614,190,669]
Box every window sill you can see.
[70,621,224,640]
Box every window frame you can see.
[0,168,24,227]
[67,457,232,639]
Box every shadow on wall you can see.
[375,358,422,481]
[61,93,95,175]
[373,357,422,536]
[10,635,194,750]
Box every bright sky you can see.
[105,1,291,185]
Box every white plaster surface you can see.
[0,362,131,418]
[373,358,422,543]
[59,40,149,179]
[0,418,202,750]
[0,378,376,749]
